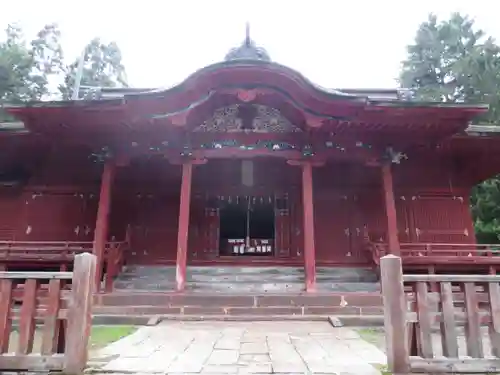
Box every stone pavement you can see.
[93,321,386,374]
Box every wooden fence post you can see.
[63,253,96,375]
[380,254,410,373]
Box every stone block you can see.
[238,363,273,373]
[237,354,271,364]
[207,349,240,365]
[215,338,241,350]
[303,306,361,315]
[227,306,303,316]
[240,342,269,354]
[170,294,255,307]
[183,306,227,315]
[271,361,308,373]
[328,315,344,327]
[202,364,240,373]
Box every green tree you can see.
[400,12,500,242]
[0,23,64,120]
[471,180,500,243]
[0,24,128,118]
[59,38,128,99]
[400,14,484,101]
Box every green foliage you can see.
[59,38,128,100]
[401,13,500,242]
[0,23,127,114]
[0,23,65,120]
[471,178,500,242]
[400,14,485,102]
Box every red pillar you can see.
[93,160,116,290]
[302,162,316,292]
[381,163,400,255]
[175,161,193,292]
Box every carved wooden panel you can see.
[193,104,302,133]
[408,195,473,244]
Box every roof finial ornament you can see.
[224,23,271,62]
[245,22,251,45]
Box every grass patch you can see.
[373,363,391,374]
[358,328,389,374]
[89,325,137,350]
[357,327,383,345]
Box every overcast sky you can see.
[1,1,499,89]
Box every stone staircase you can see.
[94,266,382,319]
[112,266,380,293]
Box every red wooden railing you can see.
[364,238,500,268]
[0,227,131,292]
[0,253,96,374]
[381,254,500,374]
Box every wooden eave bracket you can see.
[303,113,324,129]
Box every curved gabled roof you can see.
[128,58,364,103]
[2,31,489,136]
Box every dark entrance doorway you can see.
[218,197,275,256]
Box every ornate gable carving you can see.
[193,104,301,133]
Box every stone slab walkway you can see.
[93,321,386,374]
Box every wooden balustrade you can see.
[381,254,500,374]
[0,239,129,292]
[0,253,96,374]
[365,240,500,269]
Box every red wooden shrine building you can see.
[1,32,500,293]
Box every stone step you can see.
[113,266,379,292]
[95,290,383,317]
[96,291,382,308]
[112,281,380,293]
[120,266,377,282]
[93,304,384,317]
